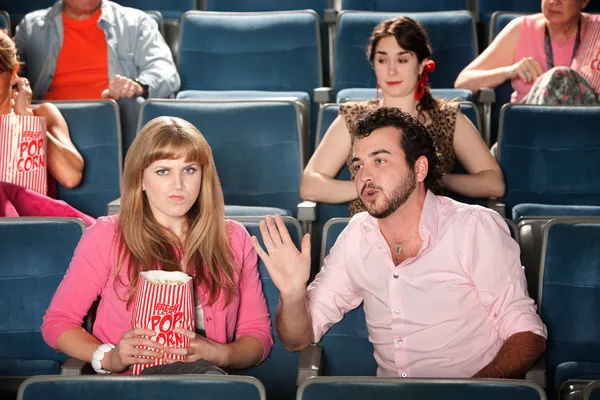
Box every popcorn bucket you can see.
[131,271,195,375]
[0,113,47,195]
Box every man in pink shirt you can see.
[252,107,547,379]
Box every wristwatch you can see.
[91,343,115,374]
[134,80,150,99]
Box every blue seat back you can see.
[0,218,85,376]
[139,99,303,216]
[230,217,303,400]
[539,219,600,390]
[53,101,122,218]
[0,10,9,30]
[334,11,477,92]
[298,377,546,400]
[112,0,195,19]
[341,0,471,12]
[489,11,526,40]
[18,375,265,400]
[204,0,328,13]
[498,105,600,214]
[178,11,322,93]
[0,0,55,24]
[318,218,378,376]
[479,1,538,24]
[488,12,528,144]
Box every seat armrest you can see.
[313,87,334,104]
[297,201,317,222]
[477,87,496,104]
[478,88,496,145]
[61,358,92,375]
[525,357,546,388]
[297,344,323,385]
[107,197,121,216]
[487,198,506,218]
[324,8,337,24]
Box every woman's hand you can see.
[163,327,231,368]
[506,57,544,84]
[103,328,164,373]
[11,76,34,117]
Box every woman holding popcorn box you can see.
[0,30,92,225]
[41,116,273,374]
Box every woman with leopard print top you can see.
[300,17,505,216]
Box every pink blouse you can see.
[41,215,273,368]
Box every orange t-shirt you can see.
[44,8,109,100]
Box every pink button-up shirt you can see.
[41,215,273,369]
[307,192,546,378]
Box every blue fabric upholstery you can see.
[479,1,537,24]
[0,0,55,24]
[0,218,84,378]
[513,204,600,220]
[201,0,331,96]
[224,205,292,217]
[230,217,303,400]
[539,220,600,392]
[18,376,265,400]
[498,105,600,214]
[318,218,378,376]
[178,11,322,93]
[341,0,471,12]
[488,12,527,144]
[298,377,545,400]
[140,99,303,216]
[322,219,349,261]
[489,11,526,39]
[336,88,474,102]
[112,0,195,19]
[204,0,328,13]
[0,11,9,30]
[334,11,477,92]
[52,101,122,218]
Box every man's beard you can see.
[361,169,417,219]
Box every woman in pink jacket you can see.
[41,116,273,374]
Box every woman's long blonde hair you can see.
[116,116,236,308]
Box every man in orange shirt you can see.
[15,0,180,151]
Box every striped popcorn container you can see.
[131,271,195,375]
[572,21,600,93]
[0,113,47,195]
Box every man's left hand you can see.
[101,74,143,100]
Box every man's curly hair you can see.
[355,107,444,192]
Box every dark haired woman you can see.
[300,17,505,215]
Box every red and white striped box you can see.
[572,21,600,93]
[0,113,47,195]
[130,271,195,375]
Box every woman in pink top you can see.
[455,0,599,103]
[41,116,273,374]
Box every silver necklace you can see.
[384,230,419,255]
